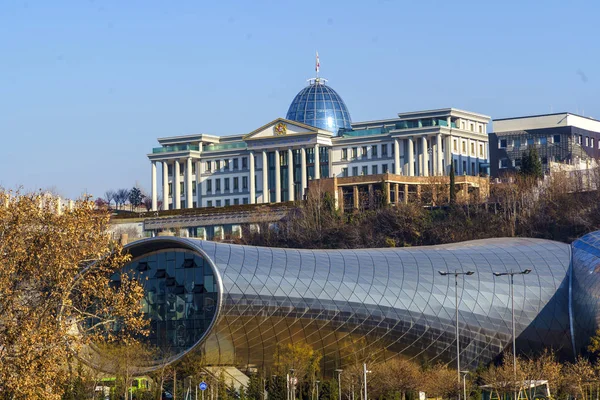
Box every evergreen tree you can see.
[449,162,456,204]
[247,374,263,400]
[520,147,543,179]
[379,178,389,208]
[129,186,145,210]
[267,375,286,400]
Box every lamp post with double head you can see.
[492,269,532,400]
[438,270,475,400]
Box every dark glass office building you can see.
[100,231,600,373]
[489,113,600,177]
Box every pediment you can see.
[243,118,319,140]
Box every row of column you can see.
[393,134,445,177]
[258,144,319,204]
[151,158,196,211]
[150,143,322,211]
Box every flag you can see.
[316,51,320,74]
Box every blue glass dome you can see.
[286,78,352,134]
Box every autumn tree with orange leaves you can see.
[0,190,148,400]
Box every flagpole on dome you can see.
[316,51,320,80]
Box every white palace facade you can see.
[147,78,490,211]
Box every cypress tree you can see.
[449,162,456,204]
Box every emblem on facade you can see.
[274,122,287,136]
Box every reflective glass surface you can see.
[572,231,600,354]
[118,249,219,360]
[286,80,352,134]
[159,237,572,373]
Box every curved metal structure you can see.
[120,235,578,372]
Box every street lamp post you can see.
[461,371,469,400]
[363,363,371,400]
[289,369,296,400]
[335,369,343,400]
[316,380,320,400]
[438,270,475,400]
[492,269,532,400]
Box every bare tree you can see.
[115,188,130,210]
[104,190,116,209]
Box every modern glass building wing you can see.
[286,78,352,134]
[571,230,600,354]
[114,235,578,372]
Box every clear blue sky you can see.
[1,0,598,199]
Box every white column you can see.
[394,139,400,174]
[399,139,405,175]
[151,161,158,211]
[422,136,429,177]
[437,133,444,175]
[249,151,256,204]
[328,148,333,178]
[174,160,181,209]
[186,157,193,208]
[314,144,320,179]
[274,150,281,202]
[162,161,168,210]
[301,147,307,199]
[195,160,201,207]
[262,151,269,203]
[408,137,415,176]
[287,149,294,202]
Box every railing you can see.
[341,128,388,137]
[204,142,248,152]
[152,144,200,153]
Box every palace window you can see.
[233,158,239,170]
[372,145,378,157]
[362,146,368,159]
[352,167,358,176]
[242,176,248,190]
[234,198,239,205]
[224,178,230,192]
[242,157,248,169]
[372,165,378,175]
[215,179,221,192]
[382,144,388,156]
[233,177,239,191]
[206,161,212,172]
[207,200,213,207]
[342,167,348,177]
[243,198,249,205]
[352,147,358,159]
[362,166,368,175]
[225,199,230,207]
[216,200,221,207]
[382,164,388,173]
[342,148,348,160]
[206,179,212,194]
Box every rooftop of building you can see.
[493,112,600,133]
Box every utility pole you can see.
[438,270,475,400]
